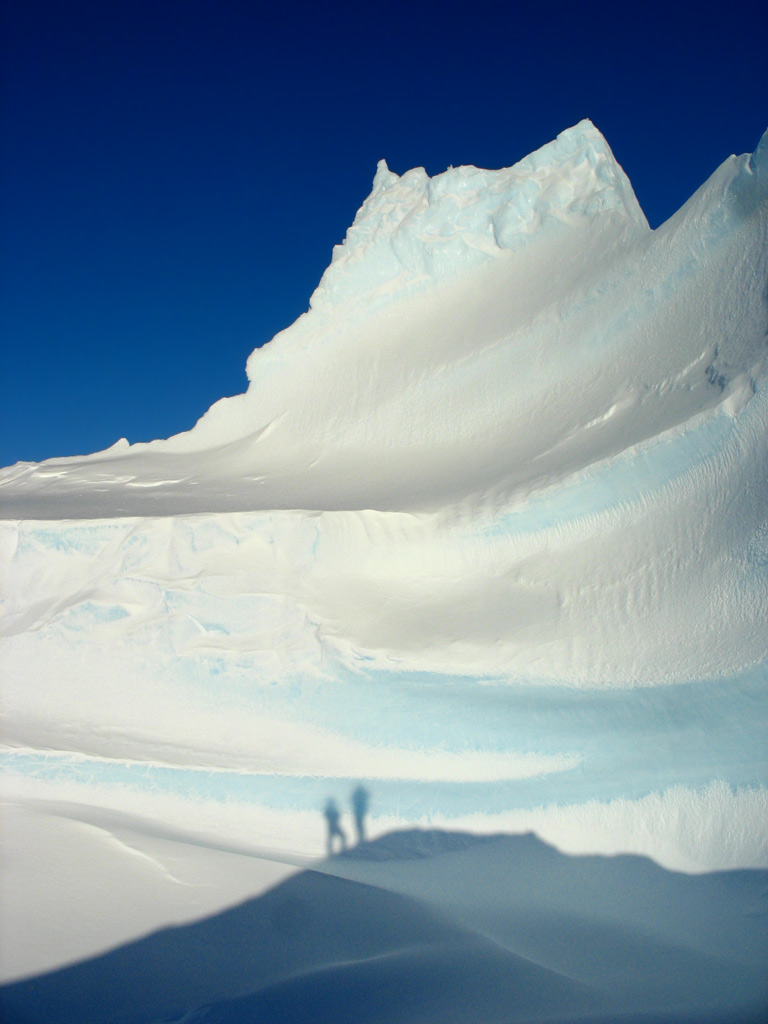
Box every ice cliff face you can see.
[1,120,767,869]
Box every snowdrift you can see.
[1,121,767,1016]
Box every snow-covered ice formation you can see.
[1,121,767,1007]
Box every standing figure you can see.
[351,785,370,844]
[324,798,347,856]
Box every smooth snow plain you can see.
[1,120,767,1022]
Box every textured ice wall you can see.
[1,121,767,867]
[306,120,646,313]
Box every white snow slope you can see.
[1,121,767,1004]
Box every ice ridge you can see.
[308,119,648,315]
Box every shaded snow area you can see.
[1,120,767,1021]
[2,827,767,1024]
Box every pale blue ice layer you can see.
[480,398,739,542]
[3,661,765,821]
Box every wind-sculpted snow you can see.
[2,120,766,518]
[1,123,767,994]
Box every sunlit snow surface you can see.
[1,122,767,997]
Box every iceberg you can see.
[1,120,767,1020]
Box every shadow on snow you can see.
[1,829,766,1024]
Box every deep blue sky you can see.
[2,0,766,467]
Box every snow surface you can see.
[1,822,766,1022]
[1,120,767,1019]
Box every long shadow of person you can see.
[351,785,370,845]
[323,798,347,856]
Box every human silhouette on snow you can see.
[323,798,347,855]
[351,785,370,844]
